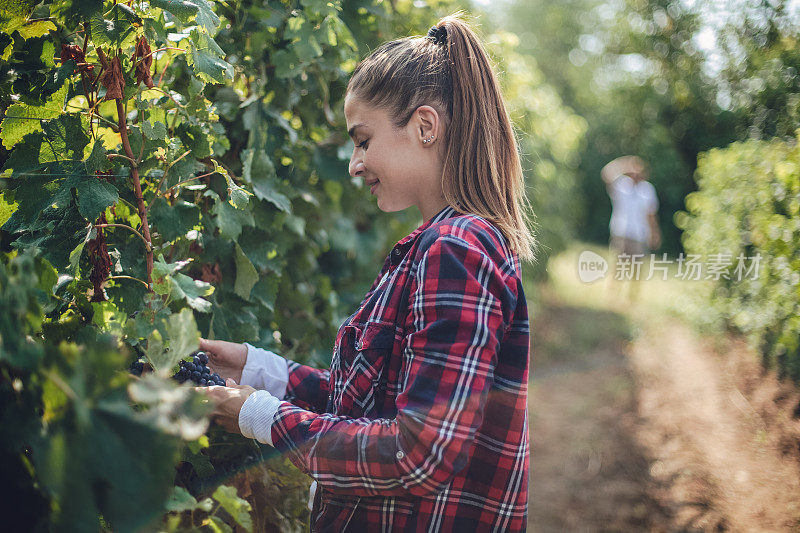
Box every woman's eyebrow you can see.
[347,123,366,139]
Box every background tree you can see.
[494,0,741,254]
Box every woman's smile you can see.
[366,178,380,194]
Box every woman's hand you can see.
[202,379,256,434]
[199,338,247,383]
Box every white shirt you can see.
[608,175,658,243]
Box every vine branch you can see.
[109,275,151,289]
[99,47,155,288]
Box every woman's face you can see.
[344,94,447,220]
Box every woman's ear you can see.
[414,105,440,146]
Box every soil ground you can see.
[527,247,800,532]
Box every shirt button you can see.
[396,450,405,460]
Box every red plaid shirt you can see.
[273,206,530,531]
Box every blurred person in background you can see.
[601,155,661,301]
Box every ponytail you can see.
[346,13,536,262]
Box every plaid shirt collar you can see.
[390,205,459,266]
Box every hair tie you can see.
[427,25,447,45]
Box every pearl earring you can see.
[422,135,435,144]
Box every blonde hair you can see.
[345,13,536,262]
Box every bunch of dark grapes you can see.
[129,359,144,376]
[173,351,225,387]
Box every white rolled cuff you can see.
[238,390,282,446]
[241,343,289,398]
[308,480,317,511]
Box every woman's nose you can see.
[349,155,365,177]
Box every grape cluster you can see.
[174,351,225,387]
[129,360,144,376]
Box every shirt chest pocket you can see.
[336,321,396,418]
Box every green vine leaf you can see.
[69,226,95,274]
[89,4,141,47]
[153,256,214,312]
[241,149,290,212]
[143,309,199,376]
[0,192,15,227]
[171,272,214,312]
[164,487,198,513]
[0,0,37,35]
[128,373,210,440]
[142,120,167,141]
[187,30,233,84]
[212,159,251,209]
[1,133,44,177]
[250,276,278,311]
[165,308,201,368]
[17,19,57,40]
[190,0,220,34]
[84,140,109,174]
[207,516,234,533]
[144,328,166,371]
[150,0,219,34]
[207,190,254,240]
[233,243,258,300]
[72,175,118,220]
[150,198,200,241]
[0,84,66,149]
[40,113,89,162]
[212,485,253,532]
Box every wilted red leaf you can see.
[88,214,113,302]
[100,55,125,100]
[61,43,94,75]
[133,37,154,88]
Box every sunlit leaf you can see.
[211,159,251,209]
[17,20,57,39]
[89,4,141,46]
[187,30,232,84]
[164,308,201,368]
[172,273,214,312]
[0,84,66,149]
[212,485,253,532]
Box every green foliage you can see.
[679,137,800,381]
[0,250,193,532]
[0,0,467,529]
[705,1,800,140]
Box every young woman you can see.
[202,15,534,531]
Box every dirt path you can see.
[528,284,800,532]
